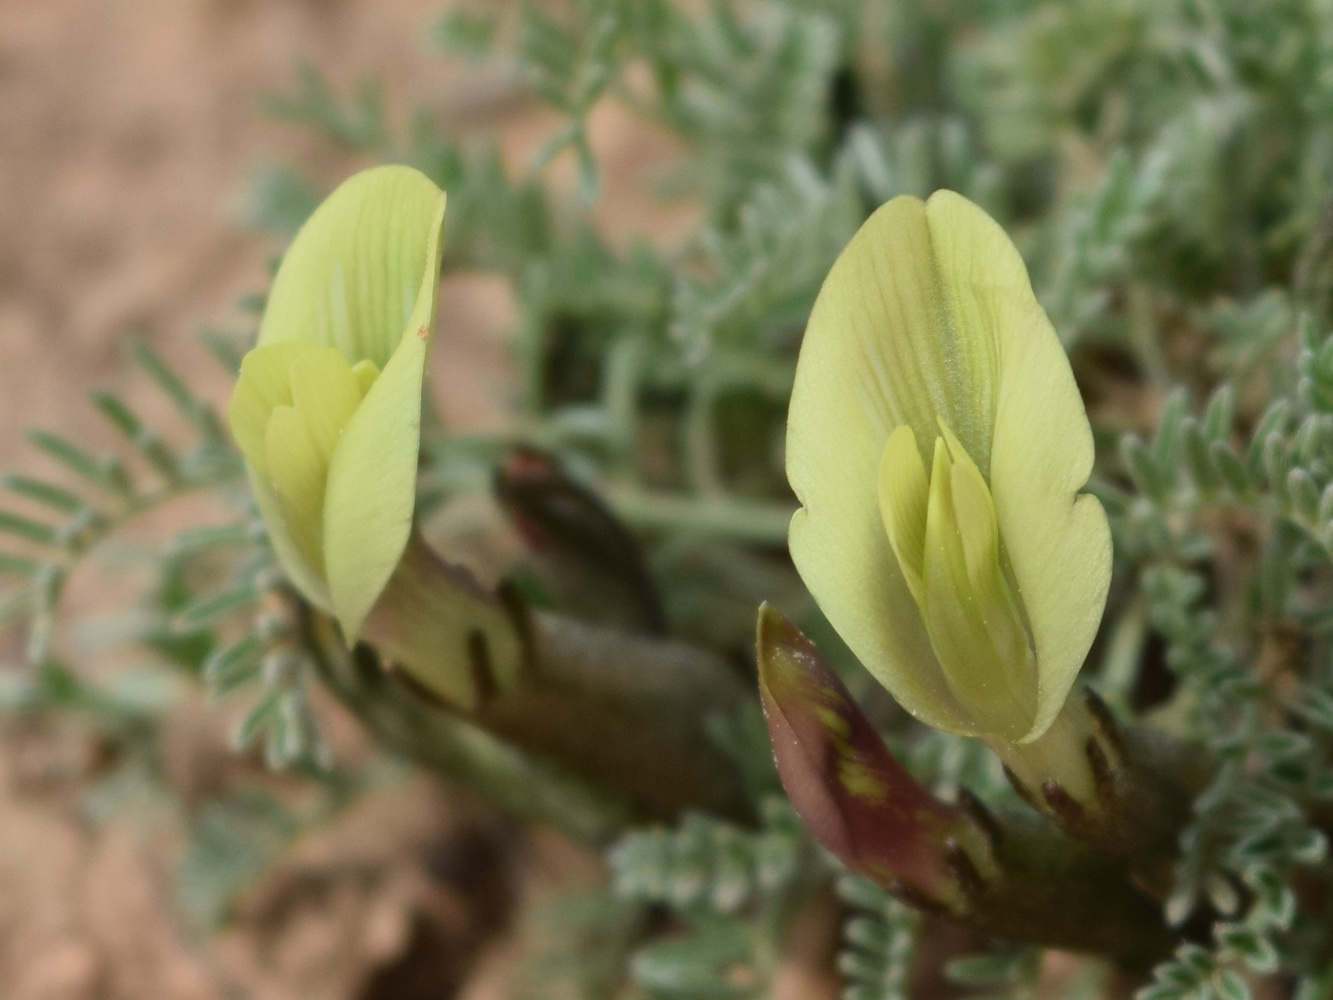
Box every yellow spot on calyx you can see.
[838,758,888,803]
[814,705,850,741]
[877,419,1038,740]
[811,699,888,803]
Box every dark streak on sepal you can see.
[957,788,1005,850]
[387,660,455,710]
[496,578,537,680]
[1082,687,1126,762]
[468,630,499,704]
[1003,763,1044,812]
[1086,735,1118,804]
[887,879,952,917]
[944,839,988,902]
[1041,780,1087,828]
[349,641,386,686]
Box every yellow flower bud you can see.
[227,165,446,641]
[786,191,1111,744]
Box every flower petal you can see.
[258,165,448,369]
[227,341,310,472]
[351,358,380,396]
[789,190,1109,742]
[231,167,446,624]
[877,423,929,605]
[920,193,1111,741]
[259,346,366,563]
[788,194,1002,734]
[264,405,325,570]
[991,395,1110,711]
[228,340,333,611]
[246,466,332,613]
[921,438,1032,740]
[287,346,366,457]
[323,187,448,641]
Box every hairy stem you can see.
[952,807,1182,968]
[995,690,1214,896]
[306,611,632,846]
[327,533,755,824]
[471,605,754,822]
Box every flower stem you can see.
[986,696,1100,808]
[342,531,755,822]
[989,689,1214,894]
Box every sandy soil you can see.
[0,0,694,457]
[0,2,551,997]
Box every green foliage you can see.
[259,60,386,150]
[0,331,349,924]
[0,339,239,670]
[510,888,647,1000]
[836,874,920,1000]
[607,799,815,999]
[609,799,808,917]
[1086,311,1333,1000]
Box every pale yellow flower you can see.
[786,191,1111,743]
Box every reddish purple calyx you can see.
[757,603,977,903]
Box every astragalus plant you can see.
[4,0,1333,997]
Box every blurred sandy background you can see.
[0,2,558,998]
[2,0,441,450]
[0,0,693,458]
